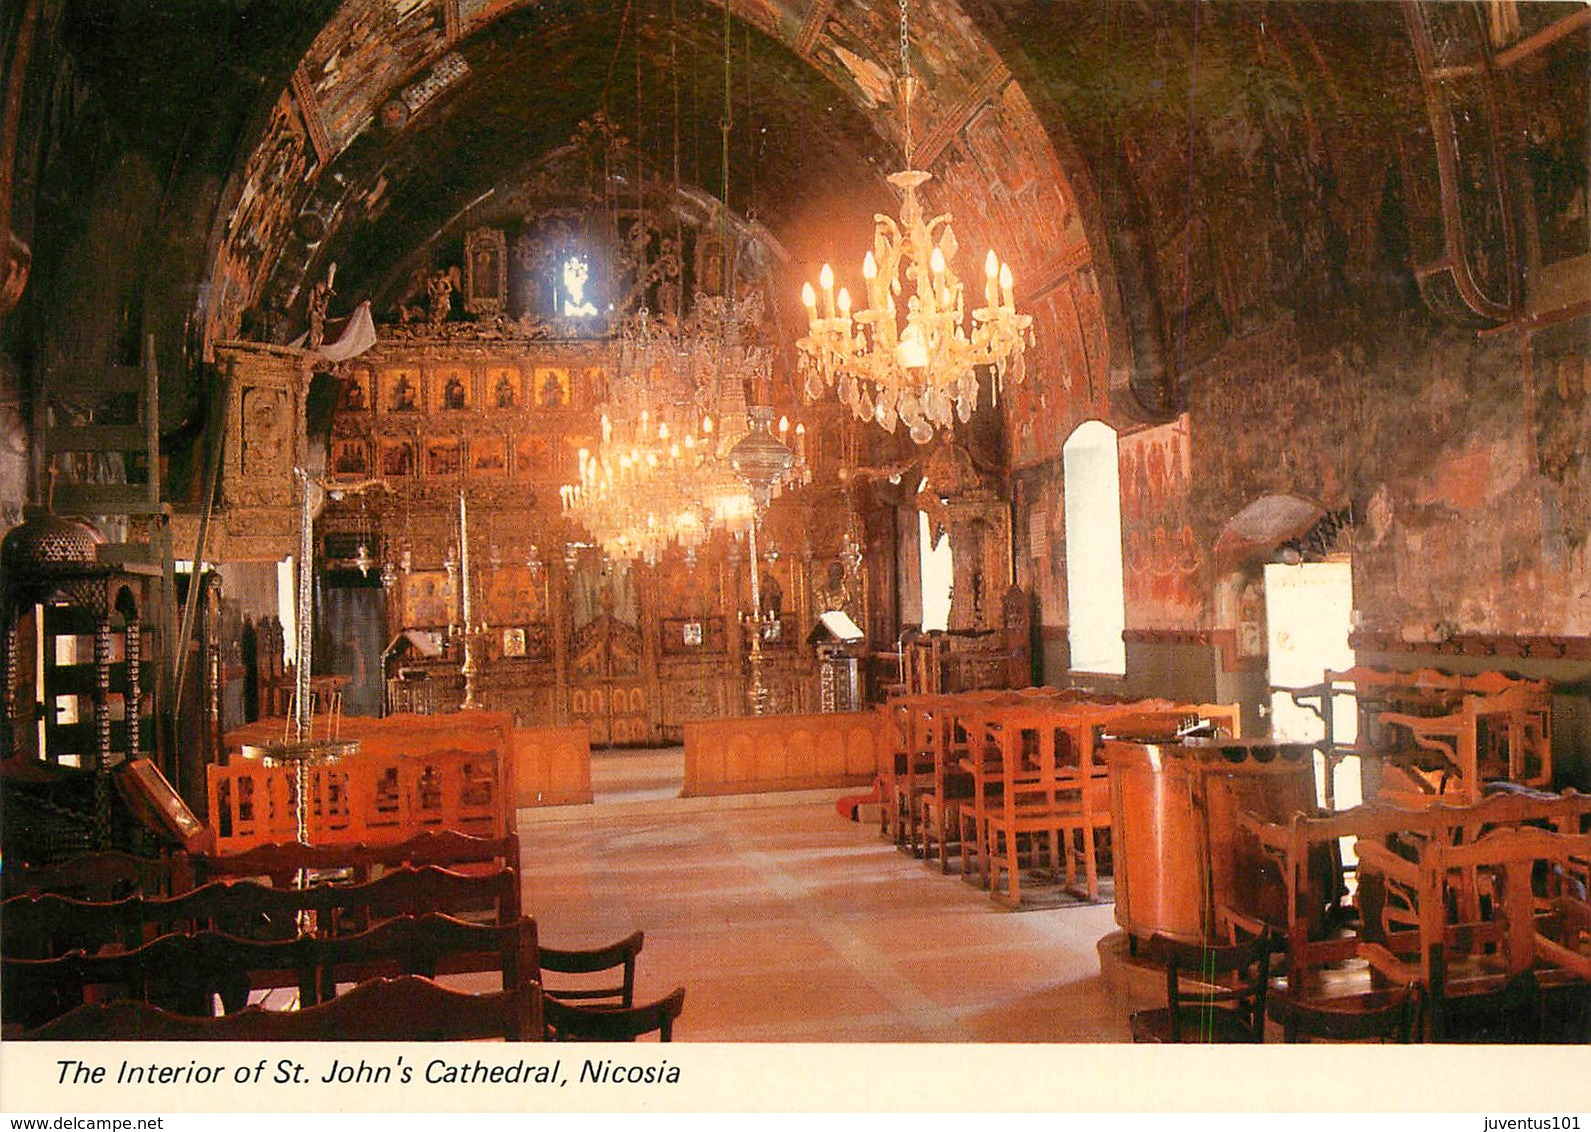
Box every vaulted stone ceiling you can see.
[5,0,1586,437]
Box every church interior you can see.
[1,0,1589,1058]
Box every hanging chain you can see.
[899,0,913,167]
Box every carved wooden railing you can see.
[682,711,882,797]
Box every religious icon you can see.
[471,435,506,475]
[389,371,419,412]
[535,367,569,408]
[341,373,368,412]
[502,627,527,658]
[332,439,368,478]
[436,368,468,411]
[380,439,415,477]
[682,621,704,647]
[425,439,461,477]
[492,368,518,409]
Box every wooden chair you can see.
[0,892,146,958]
[543,986,685,1042]
[539,930,644,1007]
[16,974,543,1041]
[1267,986,1422,1043]
[1129,932,1272,1043]
[309,913,538,1005]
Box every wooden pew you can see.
[2,865,521,958]
[3,851,192,902]
[15,974,543,1041]
[3,914,539,1029]
[194,830,520,887]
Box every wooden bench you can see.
[3,850,193,901]
[3,912,539,1029]
[14,974,543,1041]
[2,865,521,958]
[194,830,520,887]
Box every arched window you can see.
[918,508,953,633]
[1063,421,1125,675]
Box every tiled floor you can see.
[519,747,1131,1042]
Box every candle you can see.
[1000,261,1014,308]
[457,490,472,643]
[820,263,836,319]
[985,249,999,308]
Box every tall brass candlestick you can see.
[458,488,481,710]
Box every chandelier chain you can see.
[899,0,912,167]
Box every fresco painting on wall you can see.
[300,0,448,154]
[1119,415,1204,630]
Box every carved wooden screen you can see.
[568,614,649,747]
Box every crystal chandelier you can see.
[796,0,1032,445]
[561,293,808,565]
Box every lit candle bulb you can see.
[658,420,670,441]
[778,415,789,437]
[795,421,806,461]
[703,415,714,436]
[985,250,999,307]
[1000,261,1014,308]
[801,281,818,327]
[930,246,946,277]
[819,263,836,319]
[863,251,880,307]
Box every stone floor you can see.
[518,746,1132,1042]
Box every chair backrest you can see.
[538,930,644,1006]
[17,974,542,1041]
[543,986,685,1042]
[4,851,191,901]
[1,892,146,958]
[312,913,538,1001]
[147,864,521,938]
[1147,932,1271,1042]
[196,831,520,886]
[1270,987,1421,1043]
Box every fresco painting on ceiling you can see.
[301,0,448,154]
[206,90,315,355]
[1119,416,1203,631]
